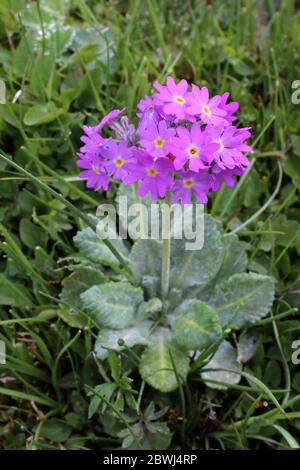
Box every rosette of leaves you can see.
[59,215,275,393]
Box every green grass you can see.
[0,0,300,450]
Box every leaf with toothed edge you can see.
[211,272,275,329]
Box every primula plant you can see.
[59,77,275,399]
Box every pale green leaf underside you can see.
[201,341,242,390]
[139,329,190,393]
[173,301,222,350]
[80,282,144,329]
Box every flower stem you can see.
[161,198,171,301]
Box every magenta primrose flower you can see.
[123,150,173,200]
[101,139,134,181]
[153,76,189,120]
[77,154,108,191]
[172,171,212,205]
[171,123,218,171]
[77,76,253,205]
[186,85,227,126]
[139,118,176,158]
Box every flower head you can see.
[101,140,135,181]
[139,118,175,158]
[124,150,173,200]
[207,125,252,170]
[211,166,244,192]
[171,123,218,171]
[79,128,105,157]
[153,76,189,120]
[186,85,226,126]
[76,77,253,204]
[172,171,211,205]
[77,154,109,191]
[137,96,155,118]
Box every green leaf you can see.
[88,383,116,418]
[81,282,144,329]
[95,321,153,360]
[0,274,34,307]
[108,351,121,381]
[170,215,224,292]
[291,134,300,157]
[137,298,162,320]
[60,266,105,309]
[272,215,300,255]
[217,235,248,283]
[40,419,72,442]
[23,103,64,126]
[173,301,222,351]
[59,266,105,328]
[19,218,48,249]
[242,169,261,208]
[139,328,190,392]
[211,272,275,329]
[74,227,128,268]
[129,239,161,295]
[201,341,242,390]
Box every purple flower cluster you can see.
[77,77,253,204]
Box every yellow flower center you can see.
[154,137,165,148]
[183,179,193,188]
[91,165,100,174]
[114,157,125,167]
[188,145,198,157]
[218,140,223,151]
[147,168,157,177]
[174,95,185,104]
[203,105,211,115]
[147,104,154,110]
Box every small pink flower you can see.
[101,140,135,182]
[219,92,239,124]
[123,150,173,200]
[77,154,109,191]
[171,123,218,171]
[79,129,105,156]
[207,125,252,170]
[211,166,244,192]
[139,118,175,158]
[172,170,212,205]
[186,85,226,126]
[136,96,155,118]
[153,76,189,119]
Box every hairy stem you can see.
[161,199,171,301]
